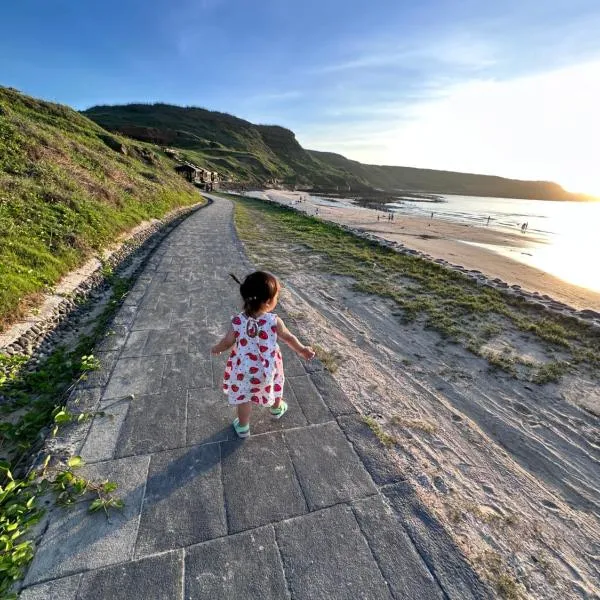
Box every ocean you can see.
[246,190,600,293]
[388,194,600,293]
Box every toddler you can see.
[211,271,315,438]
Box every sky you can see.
[2,0,600,194]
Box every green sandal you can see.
[233,418,250,438]
[270,400,288,420]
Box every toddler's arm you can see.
[276,317,315,361]
[211,326,236,355]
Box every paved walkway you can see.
[21,196,490,599]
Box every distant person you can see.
[487,216,491,226]
[211,272,315,438]
[377,214,380,222]
[521,222,528,233]
[431,212,434,219]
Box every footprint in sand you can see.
[482,484,495,495]
[451,413,463,422]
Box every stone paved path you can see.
[20,196,491,599]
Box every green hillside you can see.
[0,87,200,329]
[309,150,583,201]
[82,103,365,188]
[83,102,590,201]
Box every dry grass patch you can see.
[362,415,398,447]
[391,415,437,434]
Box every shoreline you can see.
[252,190,600,312]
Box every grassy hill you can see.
[309,150,584,201]
[0,87,200,329]
[83,102,591,201]
[82,103,367,188]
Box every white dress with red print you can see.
[222,312,284,406]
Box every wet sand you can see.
[253,190,600,312]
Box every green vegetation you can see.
[82,102,592,200]
[362,416,398,447]
[313,344,342,373]
[0,87,200,329]
[83,103,354,188]
[0,276,132,595]
[231,195,600,383]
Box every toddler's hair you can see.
[229,271,280,316]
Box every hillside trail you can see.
[233,197,600,599]
[20,196,490,599]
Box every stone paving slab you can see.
[25,456,149,585]
[161,352,212,391]
[222,433,307,533]
[352,495,444,599]
[186,387,236,446]
[130,305,173,330]
[95,324,130,353]
[22,196,488,599]
[384,482,492,599]
[287,374,333,424]
[185,526,289,599]
[77,549,183,600]
[250,383,308,434]
[279,343,306,376]
[338,415,406,486]
[80,398,130,463]
[20,574,81,600]
[284,422,377,510]
[78,351,118,390]
[119,330,150,359]
[275,504,392,600]
[134,444,226,556]
[115,391,186,458]
[102,355,165,400]
[309,370,357,416]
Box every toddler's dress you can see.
[222,312,284,406]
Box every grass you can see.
[474,551,524,599]
[0,86,200,330]
[0,275,133,595]
[391,415,437,434]
[313,344,342,373]
[362,416,398,447]
[532,360,571,384]
[230,194,600,382]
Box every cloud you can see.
[312,33,497,75]
[299,58,600,194]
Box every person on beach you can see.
[210,271,315,438]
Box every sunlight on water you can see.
[421,196,600,292]
[498,202,600,292]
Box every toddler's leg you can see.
[237,402,252,427]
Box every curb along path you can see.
[21,196,491,599]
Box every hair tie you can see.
[229,273,241,285]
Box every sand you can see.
[235,197,600,598]
[251,190,600,312]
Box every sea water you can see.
[388,195,600,293]
[247,190,600,293]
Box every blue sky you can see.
[2,0,600,192]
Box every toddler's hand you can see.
[300,346,316,361]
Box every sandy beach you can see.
[251,190,600,312]
[233,195,600,599]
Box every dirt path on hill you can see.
[243,231,600,599]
